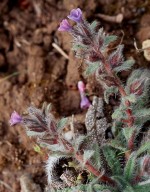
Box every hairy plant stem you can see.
[62,139,116,186]
[80,23,134,130]
[95,49,135,151]
[75,153,116,186]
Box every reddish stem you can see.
[75,153,116,186]
[95,49,135,151]
[62,139,115,186]
[128,130,135,150]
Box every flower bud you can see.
[130,79,144,96]
[88,51,101,62]
[78,81,85,92]
[9,111,22,126]
[58,19,72,31]
[67,8,82,23]
[78,81,91,109]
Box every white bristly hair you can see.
[45,156,63,185]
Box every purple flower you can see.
[58,19,72,31]
[67,8,82,23]
[78,81,91,109]
[80,94,91,109]
[78,81,85,92]
[9,111,22,126]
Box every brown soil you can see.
[0,0,150,191]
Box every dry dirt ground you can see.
[0,0,150,191]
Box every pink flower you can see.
[78,81,91,109]
[9,111,22,126]
[58,19,72,31]
[67,8,82,23]
[80,94,91,109]
[78,81,86,92]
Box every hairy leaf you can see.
[122,94,136,103]
[104,35,117,46]
[57,117,68,130]
[114,59,135,73]
[133,182,150,192]
[109,140,126,152]
[124,152,137,181]
[74,135,86,151]
[26,130,46,137]
[122,127,135,141]
[137,142,150,156]
[40,143,66,152]
[72,43,87,51]
[134,108,150,118]
[123,185,135,192]
[108,45,124,67]
[91,143,102,169]
[83,150,94,165]
[90,20,99,32]
[87,184,94,192]
[112,108,125,120]
[104,86,118,104]
[102,146,122,175]
[112,176,133,190]
[93,184,115,191]
[85,62,100,76]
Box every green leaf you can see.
[74,135,86,151]
[92,143,102,169]
[109,140,126,152]
[102,146,122,175]
[123,186,135,192]
[124,152,137,181]
[112,176,133,190]
[134,108,150,118]
[114,59,135,73]
[57,117,68,130]
[133,182,150,192]
[90,20,99,31]
[26,130,45,137]
[72,43,87,51]
[122,127,135,141]
[40,143,66,152]
[83,150,94,165]
[112,108,124,119]
[104,86,118,104]
[87,184,94,192]
[104,35,117,46]
[122,94,136,103]
[93,184,115,192]
[137,142,150,156]
[33,144,43,154]
[85,62,100,76]
[112,120,123,135]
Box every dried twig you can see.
[96,13,123,23]
[0,72,19,83]
[0,180,14,192]
[52,43,69,59]
[20,174,42,192]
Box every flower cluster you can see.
[58,8,82,31]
